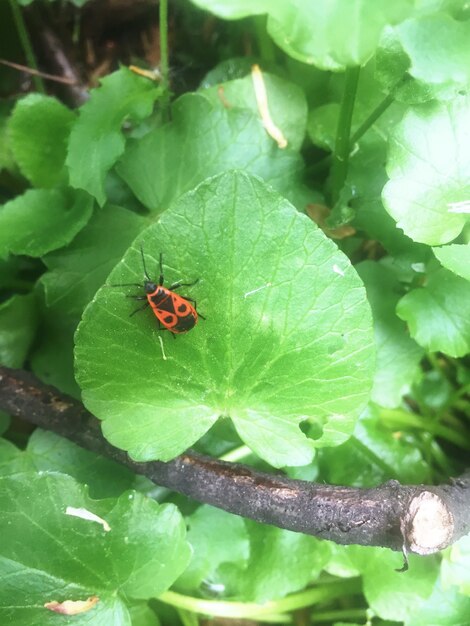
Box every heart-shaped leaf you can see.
[75,171,375,467]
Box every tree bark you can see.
[0,366,468,559]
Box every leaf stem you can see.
[8,0,45,93]
[311,608,368,623]
[159,579,361,619]
[329,66,360,204]
[378,407,470,450]
[349,91,395,145]
[159,0,170,121]
[219,444,253,463]
[309,78,398,180]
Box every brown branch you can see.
[0,59,78,85]
[0,366,469,558]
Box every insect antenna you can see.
[159,252,164,285]
[140,245,152,281]
[108,282,143,288]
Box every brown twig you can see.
[0,366,469,557]
[0,58,77,85]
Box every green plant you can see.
[0,0,469,625]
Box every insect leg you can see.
[130,301,150,317]
[169,278,199,290]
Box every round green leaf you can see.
[360,549,439,622]
[442,535,470,597]
[396,14,470,92]
[0,188,93,258]
[75,171,375,467]
[376,14,470,104]
[0,472,191,625]
[190,0,412,69]
[396,268,470,358]
[433,243,470,281]
[383,97,470,245]
[407,577,470,626]
[8,93,74,188]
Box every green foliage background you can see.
[0,0,469,624]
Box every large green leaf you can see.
[0,472,190,626]
[407,577,470,626]
[75,171,375,467]
[176,504,333,603]
[8,93,74,188]
[441,535,470,596]
[397,14,470,91]
[190,0,412,69]
[117,93,309,214]
[433,243,470,281]
[377,14,470,103]
[0,188,93,258]
[67,67,162,206]
[396,268,470,358]
[383,97,470,245]
[347,547,439,622]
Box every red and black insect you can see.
[114,247,204,335]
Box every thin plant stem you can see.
[159,0,170,121]
[309,77,401,181]
[159,579,361,619]
[9,0,45,93]
[379,407,470,451]
[350,91,395,145]
[311,608,368,623]
[219,445,252,463]
[329,66,360,205]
